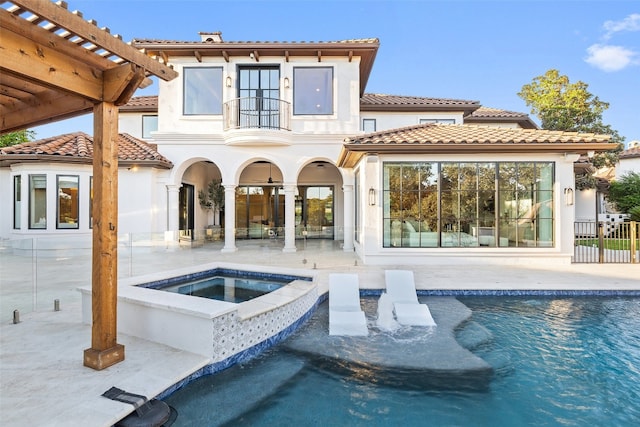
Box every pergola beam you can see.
[10,0,177,81]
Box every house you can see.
[1,32,614,264]
[616,145,640,179]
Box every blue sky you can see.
[33,0,639,146]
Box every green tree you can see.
[518,69,624,168]
[608,172,640,214]
[0,129,35,147]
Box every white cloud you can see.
[585,44,637,72]
[603,13,640,40]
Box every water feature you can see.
[163,295,640,426]
[375,292,400,331]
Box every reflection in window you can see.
[183,67,223,115]
[142,115,158,138]
[29,174,46,229]
[293,67,333,115]
[13,175,21,229]
[382,162,554,248]
[57,175,79,229]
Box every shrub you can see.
[629,206,640,222]
[608,172,640,213]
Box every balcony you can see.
[224,97,291,131]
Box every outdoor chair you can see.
[384,270,436,327]
[328,273,368,336]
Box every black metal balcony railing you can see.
[224,97,291,131]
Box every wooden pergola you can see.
[0,0,178,370]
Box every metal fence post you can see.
[598,222,604,264]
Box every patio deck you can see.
[1,239,639,426]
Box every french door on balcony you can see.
[238,66,280,129]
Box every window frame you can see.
[13,175,21,229]
[142,115,158,139]
[183,66,224,116]
[28,174,47,230]
[362,118,376,132]
[292,67,334,115]
[56,174,79,229]
[381,161,555,248]
[419,118,456,125]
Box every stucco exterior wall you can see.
[2,162,170,242]
[359,112,464,131]
[616,157,640,179]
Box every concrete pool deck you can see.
[1,240,639,426]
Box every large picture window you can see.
[293,67,333,115]
[13,175,21,229]
[382,162,554,248]
[57,175,79,229]
[183,67,223,115]
[29,174,46,229]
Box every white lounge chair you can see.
[328,273,368,336]
[384,270,436,327]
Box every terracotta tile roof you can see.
[346,123,611,145]
[0,132,172,168]
[133,36,379,96]
[133,37,380,46]
[338,124,614,167]
[360,93,479,114]
[620,146,640,159]
[465,107,538,129]
[118,95,159,112]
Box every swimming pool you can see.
[163,295,640,426]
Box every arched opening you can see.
[236,161,284,239]
[179,160,223,241]
[297,160,342,240]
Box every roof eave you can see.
[360,104,480,115]
[338,142,616,168]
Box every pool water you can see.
[164,296,640,426]
[158,275,286,303]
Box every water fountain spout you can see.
[376,292,400,331]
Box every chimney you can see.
[199,31,223,43]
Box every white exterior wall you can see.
[158,56,362,136]
[359,112,464,132]
[2,162,170,242]
[118,112,145,139]
[575,188,597,222]
[616,157,640,179]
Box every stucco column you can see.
[166,184,181,242]
[342,184,355,251]
[222,184,237,253]
[283,184,297,253]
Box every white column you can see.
[342,184,354,251]
[222,184,237,253]
[166,184,180,242]
[283,184,297,253]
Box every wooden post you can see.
[84,101,124,370]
